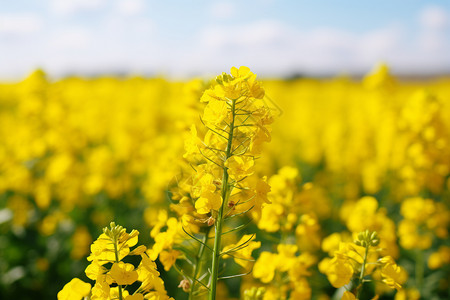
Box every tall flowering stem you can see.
[209,98,237,299]
[179,66,274,299]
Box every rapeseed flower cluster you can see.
[58,222,172,300]
[320,230,406,299]
[252,244,315,299]
[398,197,448,250]
[342,196,398,258]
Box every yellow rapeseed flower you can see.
[325,256,354,288]
[159,249,181,271]
[253,252,277,283]
[341,291,356,300]
[225,155,255,181]
[109,262,138,286]
[57,278,91,300]
[195,190,223,214]
[222,234,261,269]
[380,261,406,290]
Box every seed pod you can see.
[178,279,191,292]
[207,216,216,226]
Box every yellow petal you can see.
[109,262,138,286]
[57,278,91,300]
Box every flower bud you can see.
[356,229,380,248]
[255,287,266,298]
[358,231,365,241]
[370,231,378,241]
[244,287,266,300]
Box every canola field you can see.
[0,66,449,300]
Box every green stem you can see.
[356,245,370,299]
[275,270,282,298]
[113,237,124,300]
[209,99,236,300]
[415,249,424,294]
[189,228,211,299]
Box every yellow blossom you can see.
[222,234,261,269]
[275,244,298,272]
[380,262,406,290]
[159,249,181,271]
[109,262,138,285]
[341,291,356,300]
[90,274,110,300]
[322,233,345,255]
[289,278,311,300]
[202,99,228,126]
[71,226,92,259]
[85,261,108,281]
[258,202,284,232]
[137,253,161,283]
[225,155,255,181]
[195,190,222,214]
[428,246,450,269]
[394,288,421,300]
[57,278,91,300]
[183,125,200,159]
[325,256,354,288]
[346,196,378,232]
[288,253,315,282]
[253,252,277,283]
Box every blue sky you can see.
[1,0,450,79]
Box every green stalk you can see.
[189,227,211,299]
[415,249,424,294]
[356,245,370,299]
[209,99,236,300]
[113,236,124,300]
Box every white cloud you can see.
[116,0,145,16]
[200,20,290,49]
[50,0,107,16]
[48,27,92,50]
[2,4,450,79]
[209,1,237,20]
[0,13,44,35]
[420,5,449,30]
[195,18,447,76]
[417,6,450,55]
[197,22,355,74]
[358,26,404,63]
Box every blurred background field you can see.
[1,1,450,299]
[1,66,449,299]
